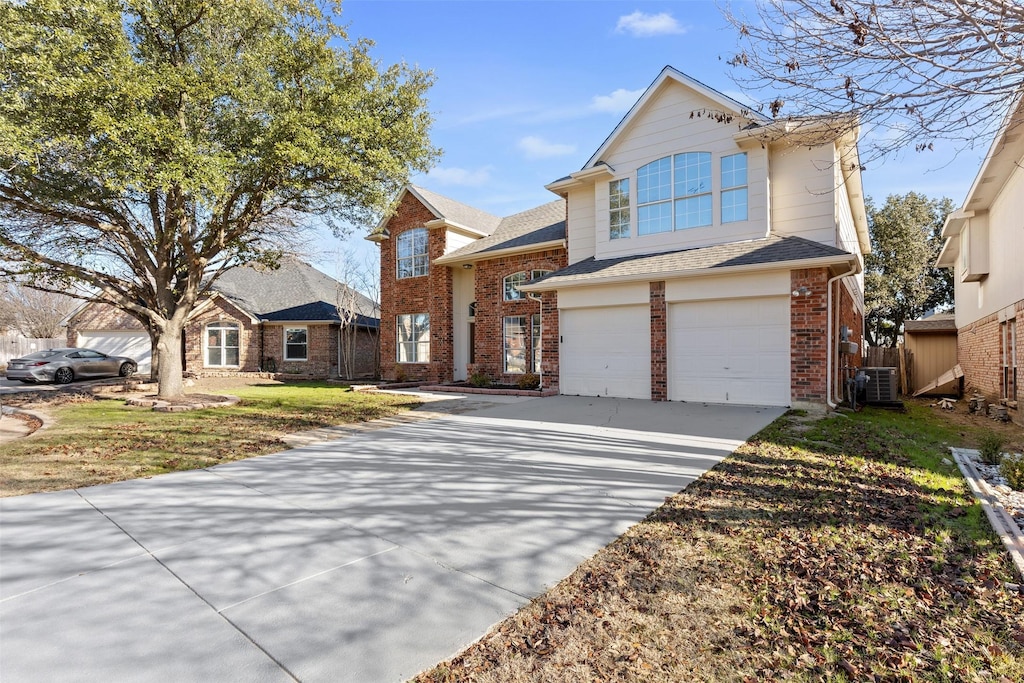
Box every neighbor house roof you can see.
[903,314,957,333]
[434,200,566,265]
[210,257,379,327]
[521,235,856,291]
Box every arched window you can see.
[206,322,240,367]
[636,152,712,234]
[503,269,553,301]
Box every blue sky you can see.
[317,0,986,278]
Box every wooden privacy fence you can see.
[863,345,915,396]
[0,334,64,365]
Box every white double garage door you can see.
[560,295,790,407]
[76,330,153,373]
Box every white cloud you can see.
[517,136,577,159]
[590,88,645,114]
[425,166,493,187]
[615,11,686,37]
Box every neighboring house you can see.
[937,96,1024,421]
[65,257,379,379]
[372,67,870,408]
[903,314,958,396]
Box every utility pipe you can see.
[826,264,858,409]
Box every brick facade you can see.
[184,298,261,373]
[539,291,560,391]
[650,281,667,401]
[958,299,1023,424]
[790,268,830,402]
[467,248,567,384]
[835,278,864,402]
[378,192,453,383]
[66,304,145,345]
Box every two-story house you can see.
[373,67,870,408]
[937,96,1023,422]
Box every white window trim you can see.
[284,325,308,362]
[397,228,429,279]
[503,315,527,374]
[204,321,241,368]
[635,152,713,235]
[396,313,430,363]
[609,178,630,240]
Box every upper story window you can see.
[721,153,748,223]
[637,153,711,235]
[397,228,428,279]
[503,269,552,301]
[609,178,630,239]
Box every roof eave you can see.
[545,165,615,195]
[424,217,490,238]
[434,239,567,266]
[520,253,859,292]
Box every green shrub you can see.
[1001,453,1024,491]
[978,432,1006,465]
[517,373,540,390]
[468,371,491,388]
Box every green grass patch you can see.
[0,382,419,496]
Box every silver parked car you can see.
[5,348,137,384]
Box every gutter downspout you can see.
[826,264,858,409]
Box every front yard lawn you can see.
[0,382,420,497]
[416,401,1024,682]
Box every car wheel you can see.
[54,367,74,384]
[119,362,137,377]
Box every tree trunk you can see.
[148,328,161,382]
[155,323,185,398]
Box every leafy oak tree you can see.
[0,0,438,397]
[863,192,954,347]
[725,0,1024,161]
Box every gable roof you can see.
[521,235,856,291]
[211,257,379,326]
[368,185,503,241]
[583,66,769,170]
[434,200,566,264]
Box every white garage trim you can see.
[668,296,790,406]
[560,305,650,400]
[77,330,152,373]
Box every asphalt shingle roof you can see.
[528,235,853,287]
[412,186,503,234]
[212,257,379,326]
[440,200,566,261]
[903,314,956,332]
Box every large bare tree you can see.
[0,0,438,397]
[0,283,77,338]
[725,0,1024,160]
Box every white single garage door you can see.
[668,297,790,406]
[560,305,650,400]
[77,330,152,373]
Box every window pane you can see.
[638,202,673,235]
[675,194,713,229]
[225,348,239,366]
[504,272,528,301]
[397,232,413,258]
[397,228,428,279]
[286,328,307,345]
[721,187,748,223]
[673,152,711,198]
[637,157,671,204]
[207,347,221,366]
[504,316,527,373]
[225,329,239,347]
[722,153,747,189]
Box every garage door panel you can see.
[561,306,649,400]
[668,297,790,407]
[78,331,152,372]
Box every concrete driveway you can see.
[0,395,783,682]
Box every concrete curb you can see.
[951,447,1024,583]
[0,405,50,435]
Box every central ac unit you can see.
[862,367,898,403]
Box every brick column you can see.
[650,281,667,401]
[540,291,560,391]
[790,268,829,402]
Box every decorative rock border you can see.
[124,395,240,413]
[951,447,1024,584]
